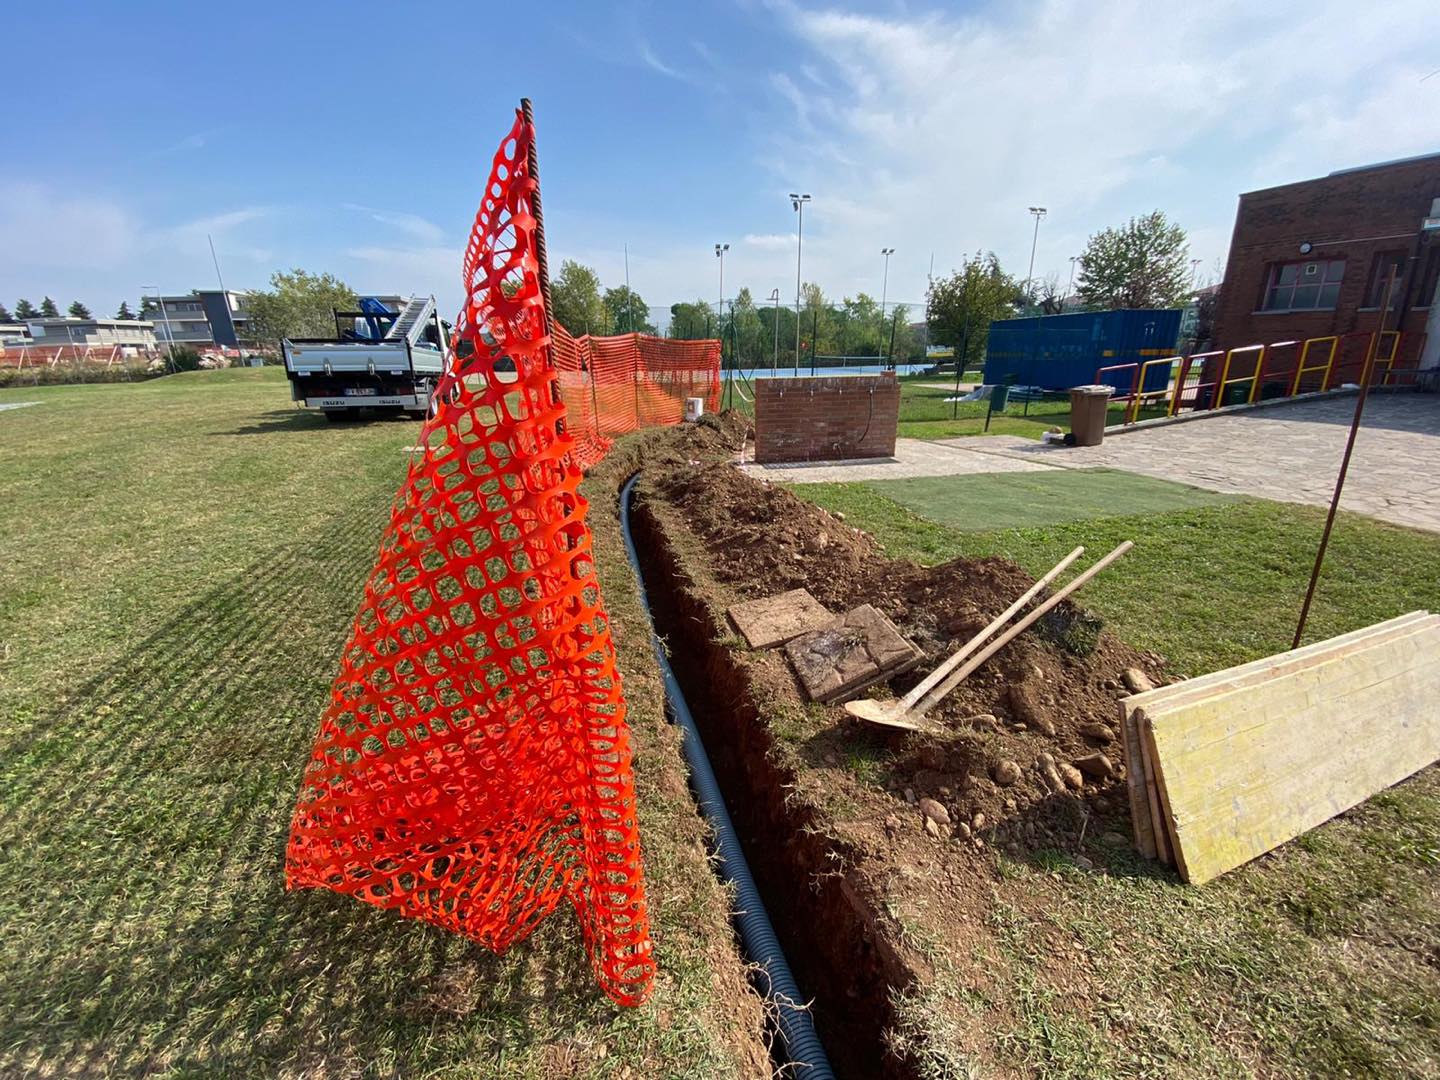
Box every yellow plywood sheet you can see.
[1146,621,1440,884]
[1120,611,1435,864]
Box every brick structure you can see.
[1211,152,1440,373]
[753,373,900,464]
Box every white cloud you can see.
[744,232,796,250]
[0,182,138,270]
[739,0,1440,304]
[638,39,698,85]
[342,204,445,244]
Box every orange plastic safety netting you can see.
[552,328,721,470]
[285,106,654,1005]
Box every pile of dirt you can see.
[651,454,1170,859]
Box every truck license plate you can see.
[344,388,378,396]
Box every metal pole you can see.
[790,193,809,375]
[1292,267,1398,648]
[770,288,780,377]
[154,290,178,373]
[888,307,899,370]
[624,242,632,333]
[1066,256,1078,303]
[810,307,818,377]
[880,246,894,368]
[519,99,557,374]
[1025,206,1046,301]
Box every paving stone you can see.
[784,603,925,703]
[727,588,833,649]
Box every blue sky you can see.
[6,0,1439,322]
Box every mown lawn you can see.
[798,472,1440,1077]
[0,370,760,1078]
[725,373,1168,440]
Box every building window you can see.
[1414,246,1440,309]
[1262,258,1344,311]
[1365,251,1406,309]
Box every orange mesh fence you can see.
[285,105,655,1006]
[550,327,721,470]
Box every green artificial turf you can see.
[859,468,1237,533]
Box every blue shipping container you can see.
[982,309,1182,393]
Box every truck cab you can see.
[281,295,448,420]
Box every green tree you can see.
[39,297,59,317]
[14,299,38,320]
[926,252,1023,371]
[550,260,611,336]
[0,301,10,322]
[245,269,358,342]
[729,287,765,367]
[115,301,135,320]
[67,300,91,319]
[601,285,655,335]
[668,300,713,340]
[1076,210,1191,310]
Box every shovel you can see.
[843,545,1087,733]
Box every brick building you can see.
[1211,152,1440,372]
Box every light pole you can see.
[1025,206,1047,304]
[1190,258,1203,291]
[880,247,895,368]
[715,242,729,365]
[790,193,810,375]
[1066,255,1079,304]
[142,285,178,372]
[768,288,781,376]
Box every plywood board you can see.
[1146,620,1440,884]
[1120,611,1435,861]
[785,604,924,704]
[728,588,833,649]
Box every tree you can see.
[1036,273,1066,315]
[601,285,655,335]
[245,269,358,342]
[0,302,10,322]
[67,300,92,319]
[115,301,135,320]
[668,300,713,340]
[1076,210,1191,310]
[926,252,1023,371]
[39,297,59,317]
[729,287,764,367]
[550,260,610,336]
[14,299,38,320]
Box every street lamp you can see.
[768,287,781,376]
[1025,206,1047,303]
[790,193,811,375]
[1190,258,1203,290]
[714,243,729,364]
[1067,255,1079,303]
[880,247,896,369]
[141,284,178,373]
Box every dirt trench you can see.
[629,496,923,1080]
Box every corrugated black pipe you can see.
[619,473,835,1080]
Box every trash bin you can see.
[1068,384,1113,447]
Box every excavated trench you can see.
[628,493,923,1080]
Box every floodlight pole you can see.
[1066,256,1079,303]
[1025,206,1047,303]
[142,285,178,373]
[790,193,810,375]
[715,242,729,364]
[880,247,895,368]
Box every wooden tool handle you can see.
[912,541,1134,719]
[899,545,1085,710]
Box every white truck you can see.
[281,295,448,421]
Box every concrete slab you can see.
[785,604,924,703]
[728,588,833,649]
[740,436,1057,484]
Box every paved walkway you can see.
[740,436,1056,483]
[941,394,1440,533]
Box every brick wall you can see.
[1211,155,1440,360]
[753,374,900,464]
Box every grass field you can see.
[725,374,1167,440]
[797,472,1440,1076]
[0,370,763,1078]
